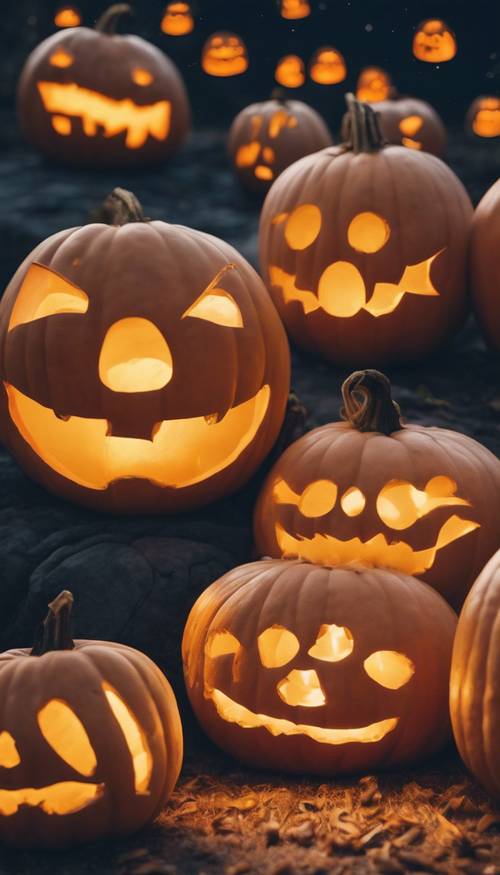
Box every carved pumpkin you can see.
[450,550,500,798]
[17,4,190,167]
[412,19,457,63]
[372,96,446,157]
[254,370,500,611]
[356,66,393,103]
[161,2,194,36]
[183,558,457,775]
[0,591,182,848]
[0,188,290,514]
[470,179,500,351]
[259,94,472,367]
[309,47,346,85]
[280,0,310,20]
[466,97,500,139]
[275,55,305,89]
[228,93,332,195]
[54,5,81,28]
[202,32,248,77]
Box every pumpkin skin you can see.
[259,94,472,367]
[470,179,500,351]
[372,96,446,157]
[228,95,332,195]
[17,4,190,166]
[254,370,500,611]
[183,559,457,775]
[0,592,182,848]
[450,550,500,798]
[0,189,290,514]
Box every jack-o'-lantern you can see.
[466,97,500,138]
[161,2,194,36]
[0,590,182,848]
[412,19,457,63]
[280,0,310,20]
[54,5,81,28]
[228,93,332,195]
[356,66,393,103]
[0,188,290,514]
[259,94,472,366]
[275,55,305,89]
[254,370,500,611]
[183,559,457,775]
[470,179,500,351]
[450,550,500,798]
[17,4,190,166]
[202,32,248,77]
[373,95,446,156]
[309,47,346,85]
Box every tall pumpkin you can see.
[0,189,290,514]
[254,370,500,610]
[259,94,472,366]
[470,178,500,351]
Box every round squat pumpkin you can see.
[450,550,500,798]
[470,178,500,351]
[254,370,500,610]
[372,95,446,157]
[17,3,190,166]
[0,591,182,848]
[466,96,500,139]
[183,558,457,775]
[228,92,332,196]
[259,93,472,366]
[0,188,290,514]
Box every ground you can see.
[0,113,499,872]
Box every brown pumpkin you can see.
[259,94,472,367]
[470,179,500,351]
[373,95,446,157]
[183,558,457,775]
[450,550,500,798]
[17,4,190,166]
[254,370,500,610]
[0,591,182,848]
[228,93,332,195]
[0,188,290,514]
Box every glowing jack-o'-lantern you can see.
[356,66,393,102]
[202,32,248,77]
[0,590,182,848]
[161,2,194,36]
[470,179,500,351]
[183,559,457,774]
[280,0,311,20]
[259,94,472,366]
[412,19,457,63]
[228,93,332,195]
[275,55,305,88]
[372,95,446,156]
[0,188,290,514]
[17,3,190,166]
[54,5,81,28]
[254,370,500,611]
[466,96,500,138]
[309,47,346,85]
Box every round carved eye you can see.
[298,479,337,517]
[308,624,354,661]
[347,212,390,254]
[364,651,415,689]
[205,631,241,658]
[284,204,322,250]
[132,68,154,86]
[340,487,366,517]
[258,625,299,668]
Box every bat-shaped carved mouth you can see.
[0,782,104,816]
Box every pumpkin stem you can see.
[97,187,147,225]
[271,87,287,103]
[341,93,385,153]
[95,3,132,34]
[31,591,75,656]
[341,370,402,435]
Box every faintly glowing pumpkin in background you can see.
[18,3,190,166]
[161,2,194,36]
[0,188,290,514]
[254,370,500,611]
[372,95,446,156]
[309,47,346,85]
[466,96,500,138]
[54,5,81,28]
[275,55,305,89]
[0,590,182,848]
[183,559,457,775]
[470,179,500,351]
[228,93,332,195]
[202,32,248,77]
[356,66,393,103]
[259,94,472,367]
[412,19,457,63]
[279,0,311,20]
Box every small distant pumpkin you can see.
[470,179,500,351]
[373,95,446,157]
[228,92,332,195]
[466,96,500,139]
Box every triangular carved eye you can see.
[205,631,241,658]
[183,265,243,328]
[0,731,20,768]
[8,263,88,332]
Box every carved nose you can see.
[277,669,325,707]
[99,318,173,393]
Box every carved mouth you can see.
[5,383,270,491]
[206,688,398,745]
[37,82,171,148]
[0,782,104,816]
[275,517,480,575]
